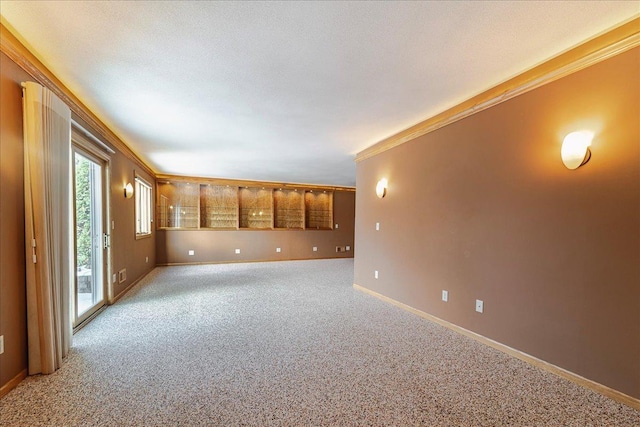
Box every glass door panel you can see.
[73,150,106,325]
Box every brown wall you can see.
[0,52,29,390]
[354,48,640,398]
[108,149,156,297]
[0,52,155,390]
[157,190,355,264]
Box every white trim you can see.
[71,119,115,154]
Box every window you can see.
[135,176,152,237]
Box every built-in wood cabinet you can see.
[157,177,339,231]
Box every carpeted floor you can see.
[1,259,638,426]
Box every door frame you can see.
[71,128,112,329]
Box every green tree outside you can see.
[75,155,92,270]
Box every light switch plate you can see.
[374,270,379,279]
[335,224,339,229]
[276,247,281,253]
[0,335,4,355]
[376,222,380,231]
[442,290,448,302]
[313,246,318,252]
[476,299,484,313]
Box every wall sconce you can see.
[561,131,593,170]
[124,183,134,199]
[376,178,388,198]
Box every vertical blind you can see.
[22,81,72,375]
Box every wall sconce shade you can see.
[376,178,388,198]
[562,131,593,169]
[124,182,134,199]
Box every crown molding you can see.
[356,17,640,163]
[0,21,156,177]
[156,173,356,192]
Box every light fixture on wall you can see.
[561,131,593,170]
[376,178,388,198]
[124,183,134,199]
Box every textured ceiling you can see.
[1,1,638,186]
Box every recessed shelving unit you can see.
[239,187,273,229]
[157,181,199,228]
[156,176,338,231]
[200,184,238,229]
[274,189,304,229]
[305,190,333,230]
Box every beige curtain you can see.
[22,81,72,375]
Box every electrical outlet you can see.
[235,249,241,254]
[442,290,448,302]
[476,299,484,313]
[346,246,351,251]
[276,247,281,253]
[0,335,4,355]
[112,273,116,283]
[313,246,318,252]
[188,250,195,256]
[376,222,380,231]
[145,256,149,263]
[374,270,379,279]
[335,224,339,229]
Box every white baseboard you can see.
[353,283,640,410]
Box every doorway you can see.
[72,147,109,328]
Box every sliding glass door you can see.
[73,147,108,327]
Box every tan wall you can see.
[0,52,155,390]
[354,48,640,398]
[157,191,355,264]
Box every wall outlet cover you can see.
[376,222,380,231]
[346,246,351,251]
[188,250,195,256]
[276,247,281,253]
[313,247,318,251]
[476,299,484,313]
[374,270,379,279]
[235,249,241,254]
[0,335,4,355]
[442,290,448,302]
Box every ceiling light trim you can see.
[355,17,640,163]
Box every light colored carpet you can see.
[1,259,638,426]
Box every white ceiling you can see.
[1,1,638,186]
